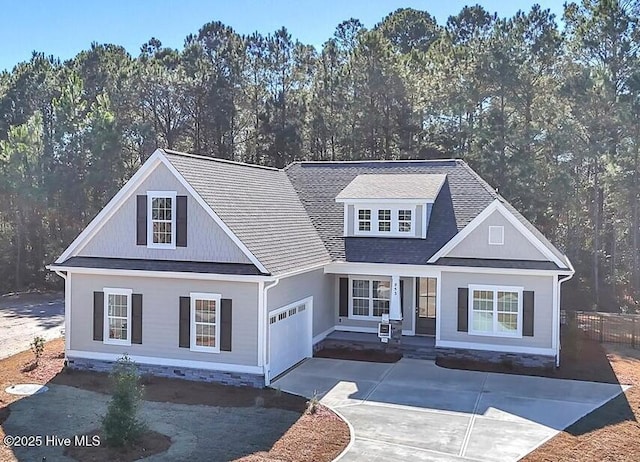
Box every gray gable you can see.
[285,160,495,264]
[162,150,331,275]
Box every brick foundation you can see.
[435,348,555,369]
[66,357,265,388]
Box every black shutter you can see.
[220,299,232,352]
[136,195,147,245]
[132,294,143,344]
[399,279,404,316]
[457,288,469,332]
[339,278,349,317]
[179,296,190,348]
[93,291,104,341]
[523,291,535,337]
[176,195,187,247]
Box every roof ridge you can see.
[285,158,460,169]
[456,159,501,200]
[162,149,280,171]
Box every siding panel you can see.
[71,273,259,366]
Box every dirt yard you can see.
[0,339,350,462]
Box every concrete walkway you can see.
[0,292,64,359]
[273,357,627,461]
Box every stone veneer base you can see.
[66,357,265,388]
[435,347,556,369]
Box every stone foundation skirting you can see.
[435,347,555,369]
[66,357,265,388]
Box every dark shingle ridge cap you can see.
[161,148,280,172]
[284,158,461,170]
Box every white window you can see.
[358,209,371,231]
[190,292,221,353]
[104,288,132,346]
[353,205,417,237]
[469,285,522,337]
[488,225,504,245]
[398,209,412,233]
[378,209,391,232]
[147,191,177,249]
[350,278,391,319]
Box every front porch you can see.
[318,330,437,360]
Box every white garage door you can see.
[269,298,312,380]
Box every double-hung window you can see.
[398,209,412,233]
[147,191,177,248]
[104,288,132,345]
[358,209,371,231]
[378,209,391,232]
[350,278,391,319]
[469,285,522,337]
[190,292,221,353]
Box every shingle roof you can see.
[336,174,447,200]
[285,159,570,268]
[162,150,331,275]
[285,160,494,264]
[55,257,265,275]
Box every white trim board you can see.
[47,266,273,282]
[427,199,569,269]
[66,350,263,375]
[312,326,336,345]
[54,149,269,274]
[324,262,571,277]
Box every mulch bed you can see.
[64,429,171,462]
[53,370,307,412]
[436,330,619,383]
[523,343,640,462]
[315,347,402,363]
[0,339,350,462]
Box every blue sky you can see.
[1,0,565,72]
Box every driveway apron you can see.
[273,357,626,461]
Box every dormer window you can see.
[378,210,391,232]
[399,209,412,233]
[358,209,371,231]
[147,191,177,249]
[336,173,447,239]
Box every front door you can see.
[416,277,436,336]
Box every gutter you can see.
[556,257,575,367]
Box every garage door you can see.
[269,298,312,380]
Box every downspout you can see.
[556,259,575,367]
[262,278,280,386]
[54,270,69,356]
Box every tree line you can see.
[1,1,638,311]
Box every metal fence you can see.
[561,310,640,348]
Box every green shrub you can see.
[102,355,146,447]
[30,336,45,365]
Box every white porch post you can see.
[390,274,402,321]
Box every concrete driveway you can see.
[0,292,64,359]
[273,357,627,461]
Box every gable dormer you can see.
[336,174,446,239]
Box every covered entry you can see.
[268,297,313,380]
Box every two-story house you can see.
[48,149,574,387]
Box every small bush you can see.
[306,390,320,415]
[102,355,146,447]
[30,336,45,365]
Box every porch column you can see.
[390,274,402,321]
